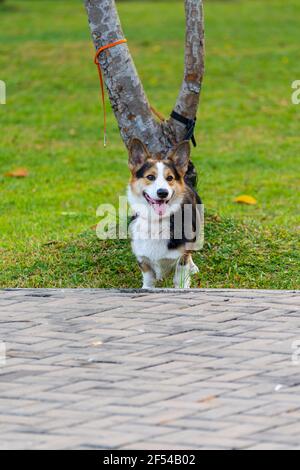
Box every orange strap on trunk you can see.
[94,39,127,146]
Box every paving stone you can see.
[0,288,299,449]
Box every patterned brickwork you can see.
[0,289,299,449]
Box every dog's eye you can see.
[146,175,156,181]
[166,175,174,182]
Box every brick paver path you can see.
[0,288,300,450]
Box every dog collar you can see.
[171,111,197,147]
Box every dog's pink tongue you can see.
[153,201,167,216]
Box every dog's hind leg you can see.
[174,265,191,288]
[174,253,199,288]
[174,253,192,289]
[190,257,199,275]
[139,261,156,289]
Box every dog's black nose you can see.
[157,188,169,199]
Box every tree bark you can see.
[84,0,204,158]
[168,0,205,143]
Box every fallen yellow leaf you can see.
[234,195,257,205]
[5,168,29,178]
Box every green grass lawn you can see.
[0,0,299,289]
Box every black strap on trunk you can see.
[171,111,197,147]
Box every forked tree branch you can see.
[84,0,204,157]
[84,0,162,154]
[168,0,205,143]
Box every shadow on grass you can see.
[0,4,21,13]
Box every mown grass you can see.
[0,0,299,289]
[1,215,298,289]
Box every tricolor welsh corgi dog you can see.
[128,138,202,289]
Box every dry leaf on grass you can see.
[234,195,257,205]
[5,168,29,178]
[42,241,60,247]
[211,214,222,223]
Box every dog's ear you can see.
[128,138,150,172]
[169,141,191,176]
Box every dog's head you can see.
[128,138,190,217]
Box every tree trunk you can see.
[84,0,204,158]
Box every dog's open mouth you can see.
[143,192,169,216]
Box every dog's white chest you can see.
[130,217,181,279]
[132,239,180,279]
